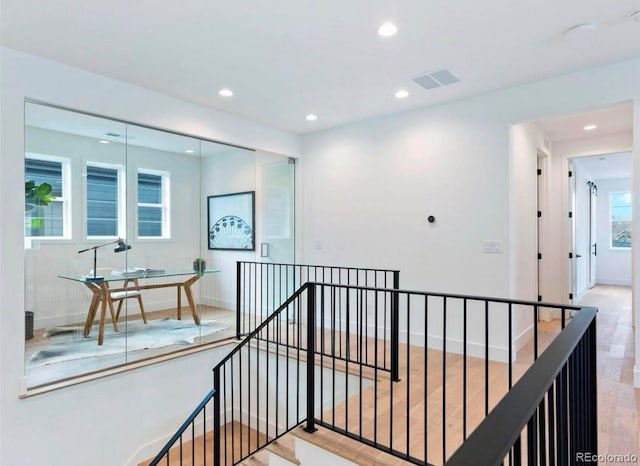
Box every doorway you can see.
[568,153,631,301]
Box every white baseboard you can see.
[201,295,235,311]
[596,278,632,287]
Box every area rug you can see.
[27,318,227,368]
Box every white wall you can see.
[595,178,632,286]
[510,123,551,345]
[300,58,640,371]
[0,47,299,466]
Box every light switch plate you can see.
[483,240,502,253]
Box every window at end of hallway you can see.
[610,191,631,249]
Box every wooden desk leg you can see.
[183,275,202,325]
[98,285,108,345]
[83,291,100,337]
[177,286,182,320]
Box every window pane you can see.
[25,158,64,237]
[25,159,63,197]
[611,192,632,248]
[87,166,118,236]
[138,173,162,204]
[138,206,162,236]
[25,201,64,236]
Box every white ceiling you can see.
[25,102,246,156]
[535,102,633,142]
[574,152,631,180]
[2,0,640,133]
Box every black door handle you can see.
[576,254,582,258]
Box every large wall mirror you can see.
[24,101,295,388]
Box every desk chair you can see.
[91,268,148,328]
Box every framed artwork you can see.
[207,191,255,250]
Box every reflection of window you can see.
[86,163,125,238]
[25,154,70,238]
[137,170,170,238]
[610,191,631,249]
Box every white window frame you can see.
[85,161,126,240]
[137,168,171,239]
[25,153,72,240]
[609,191,632,250]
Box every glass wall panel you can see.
[24,102,295,388]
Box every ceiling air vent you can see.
[413,69,460,90]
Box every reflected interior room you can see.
[23,102,295,388]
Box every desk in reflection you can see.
[58,269,220,345]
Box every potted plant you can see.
[24,180,56,340]
[25,180,55,211]
[193,257,206,273]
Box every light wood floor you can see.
[140,285,639,466]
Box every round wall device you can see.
[427,215,435,223]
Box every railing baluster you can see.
[406,293,411,457]
[305,284,317,432]
[391,270,400,381]
[236,261,241,340]
[463,298,467,441]
[213,368,221,466]
[485,300,489,417]
[443,296,447,464]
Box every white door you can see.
[569,161,577,303]
[260,158,295,264]
[588,182,597,288]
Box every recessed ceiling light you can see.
[185,149,195,154]
[564,23,597,38]
[395,89,409,99]
[305,114,318,121]
[584,125,597,131]
[219,88,234,97]
[378,22,398,37]
[99,140,110,144]
[630,10,640,22]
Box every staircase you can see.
[144,262,599,466]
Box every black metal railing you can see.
[306,284,584,465]
[444,306,598,466]
[150,281,591,466]
[148,389,216,465]
[236,261,401,377]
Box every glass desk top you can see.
[58,268,220,283]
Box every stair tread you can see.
[291,426,414,466]
[266,439,300,464]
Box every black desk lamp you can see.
[78,238,132,282]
